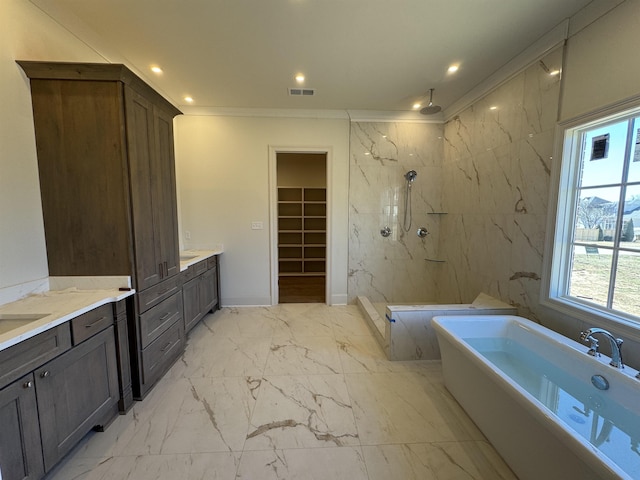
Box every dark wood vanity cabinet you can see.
[36,326,119,471]
[18,61,184,399]
[0,302,125,480]
[182,256,220,334]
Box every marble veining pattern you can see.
[347,48,564,327]
[47,305,516,479]
[348,122,444,304]
[438,46,564,322]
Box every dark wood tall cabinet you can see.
[18,61,184,399]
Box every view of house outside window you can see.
[568,116,640,318]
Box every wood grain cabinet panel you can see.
[182,276,202,334]
[182,257,220,334]
[18,61,183,399]
[0,325,71,389]
[36,327,119,472]
[0,374,44,480]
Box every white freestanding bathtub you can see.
[432,315,640,480]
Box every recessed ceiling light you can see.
[151,66,163,74]
[295,74,305,83]
[447,64,459,74]
[413,103,421,110]
[549,69,561,76]
[490,106,498,110]
[184,96,194,103]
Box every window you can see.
[545,103,640,327]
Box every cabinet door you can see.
[183,276,202,333]
[152,107,180,279]
[0,374,44,480]
[124,87,162,290]
[200,267,218,314]
[36,327,119,472]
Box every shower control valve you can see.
[417,227,429,238]
[380,226,392,238]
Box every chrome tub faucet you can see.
[580,328,624,369]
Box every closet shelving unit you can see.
[277,187,326,277]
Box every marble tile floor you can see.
[46,304,517,480]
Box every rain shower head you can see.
[405,170,417,182]
[420,88,442,115]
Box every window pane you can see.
[574,187,620,243]
[612,252,640,316]
[580,120,628,187]
[622,184,640,250]
[568,245,612,307]
[628,119,640,183]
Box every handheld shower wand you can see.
[403,170,417,232]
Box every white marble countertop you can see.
[0,248,224,353]
[0,280,135,352]
[179,248,223,271]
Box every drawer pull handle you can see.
[85,316,108,328]
[155,289,170,297]
[40,371,50,378]
[160,341,172,352]
[159,313,171,321]
[23,380,33,388]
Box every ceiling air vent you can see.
[288,88,315,96]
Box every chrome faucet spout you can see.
[580,328,624,369]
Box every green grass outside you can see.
[570,253,640,316]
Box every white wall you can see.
[561,0,639,121]
[0,0,105,290]
[174,115,350,306]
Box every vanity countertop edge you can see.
[0,281,135,352]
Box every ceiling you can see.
[30,0,594,115]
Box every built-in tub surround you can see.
[0,277,134,351]
[358,293,516,360]
[433,314,640,480]
[348,122,444,304]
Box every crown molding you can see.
[179,106,443,123]
[346,110,443,123]
[179,106,350,119]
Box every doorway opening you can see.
[276,152,327,303]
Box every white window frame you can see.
[542,95,640,339]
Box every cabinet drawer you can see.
[137,275,181,313]
[141,319,184,386]
[207,255,218,269]
[0,325,71,389]
[192,259,207,275]
[70,303,113,345]
[138,292,182,349]
[182,259,207,283]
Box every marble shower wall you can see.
[437,47,563,320]
[348,122,444,304]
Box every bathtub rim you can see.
[432,314,634,480]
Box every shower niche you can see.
[276,153,327,303]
